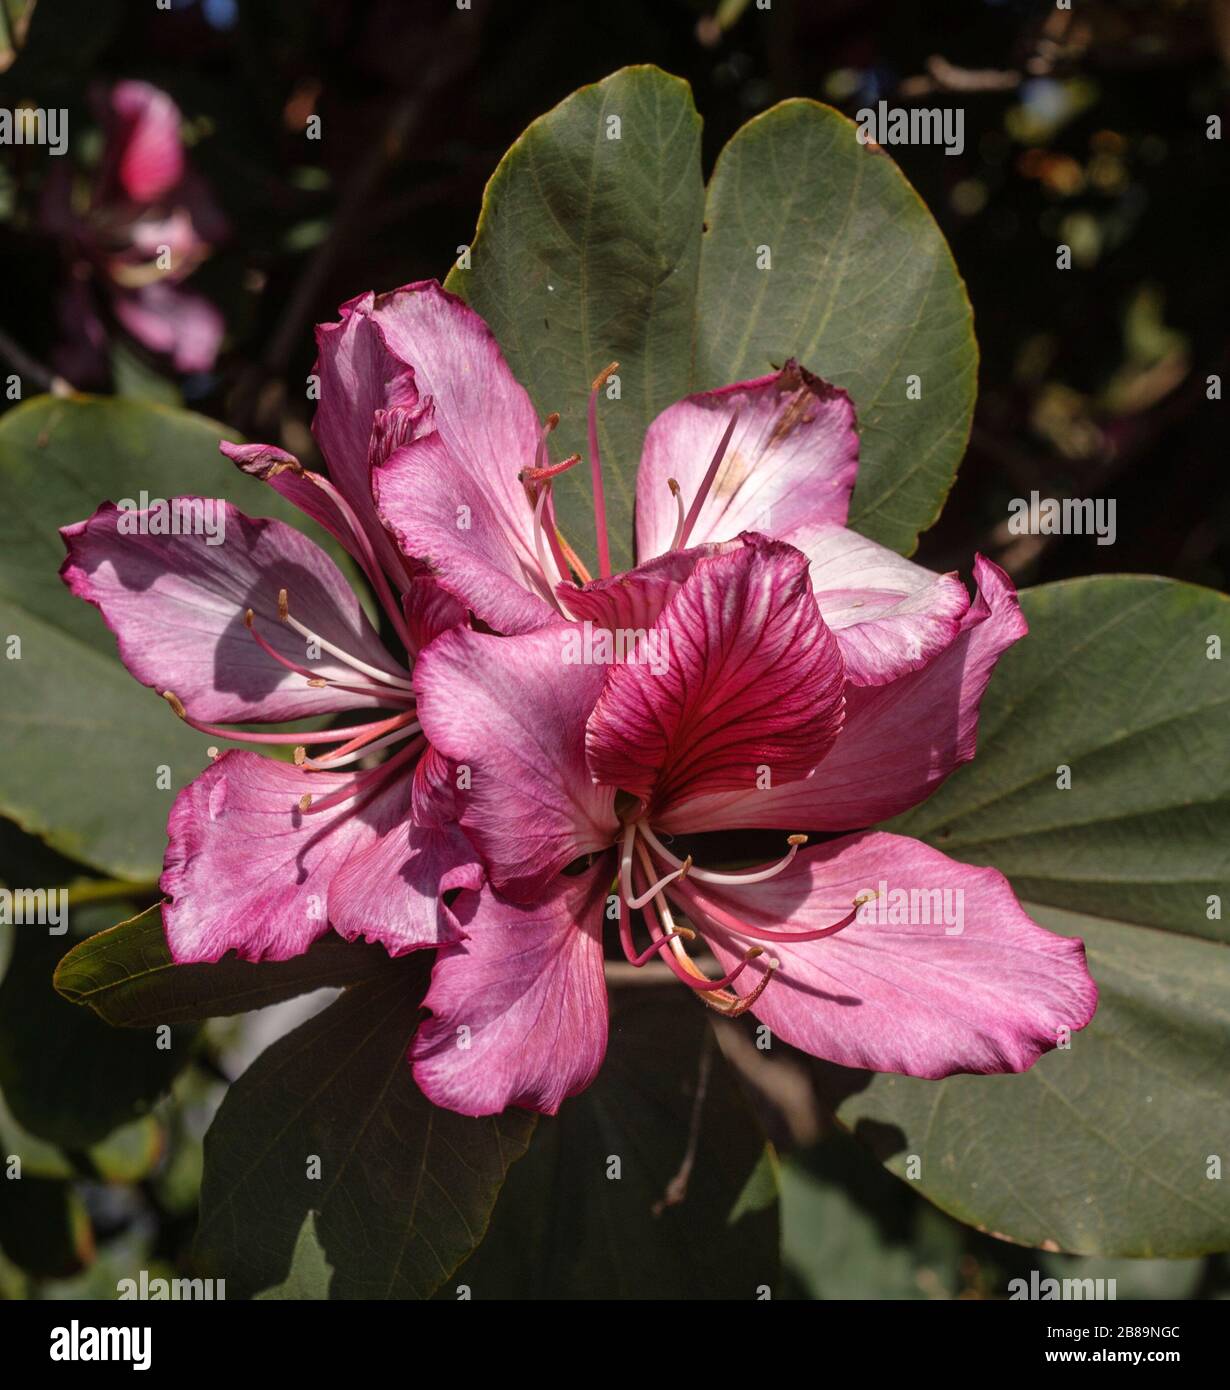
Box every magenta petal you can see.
[414,625,618,900]
[60,501,406,723]
[312,293,420,576]
[375,414,555,635]
[367,281,541,534]
[800,525,970,686]
[561,542,731,633]
[635,362,858,561]
[411,866,610,1116]
[221,441,343,534]
[660,555,1025,835]
[220,441,360,561]
[367,281,552,632]
[329,821,483,955]
[586,535,845,816]
[697,831,1097,1077]
[401,575,467,658]
[161,750,408,963]
[108,81,185,203]
[111,282,223,373]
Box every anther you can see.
[162,690,187,719]
[278,588,415,690]
[667,477,686,551]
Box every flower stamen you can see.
[640,823,806,885]
[296,738,422,814]
[532,482,576,618]
[667,477,686,551]
[588,361,619,579]
[300,721,422,769]
[674,410,741,551]
[277,588,414,690]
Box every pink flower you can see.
[42,81,227,376]
[57,284,554,963]
[377,317,1100,1117]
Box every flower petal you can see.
[60,500,406,722]
[586,534,845,817]
[660,555,1025,835]
[111,282,224,374]
[411,865,610,1116]
[635,362,858,561]
[414,625,617,900]
[220,442,358,559]
[328,821,482,955]
[367,281,542,531]
[107,81,185,203]
[799,525,970,686]
[560,542,731,633]
[696,831,1097,1077]
[375,424,556,635]
[367,280,560,630]
[161,750,409,963]
[312,292,420,576]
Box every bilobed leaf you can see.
[55,904,395,1025]
[447,65,704,573]
[0,395,354,879]
[194,962,536,1299]
[449,988,780,1299]
[827,577,1230,1256]
[695,100,976,555]
[449,68,975,568]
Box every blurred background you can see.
[0,0,1227,1299]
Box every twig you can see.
[0,324,74,397]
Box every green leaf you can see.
[447,988,780,1299]
[55,904,396,1026]
[254,1212,333,1300]
[449,69,975,568]
[0,395,352,878]
[824,576,1230,1256]
[447,65,704,573]
[0,931,193,1148]
[891,575,1229,936]
[194,962,536,1299]
[695,100,975,554]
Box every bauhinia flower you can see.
[342,286,1098,1116]
[41,80,228,378]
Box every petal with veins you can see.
[60,500,406,723]
[693,831,1097,1077]
[635,361,858,561]
[586,534,845,817]
[415,625,617,901]
[411,865,611,1116]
